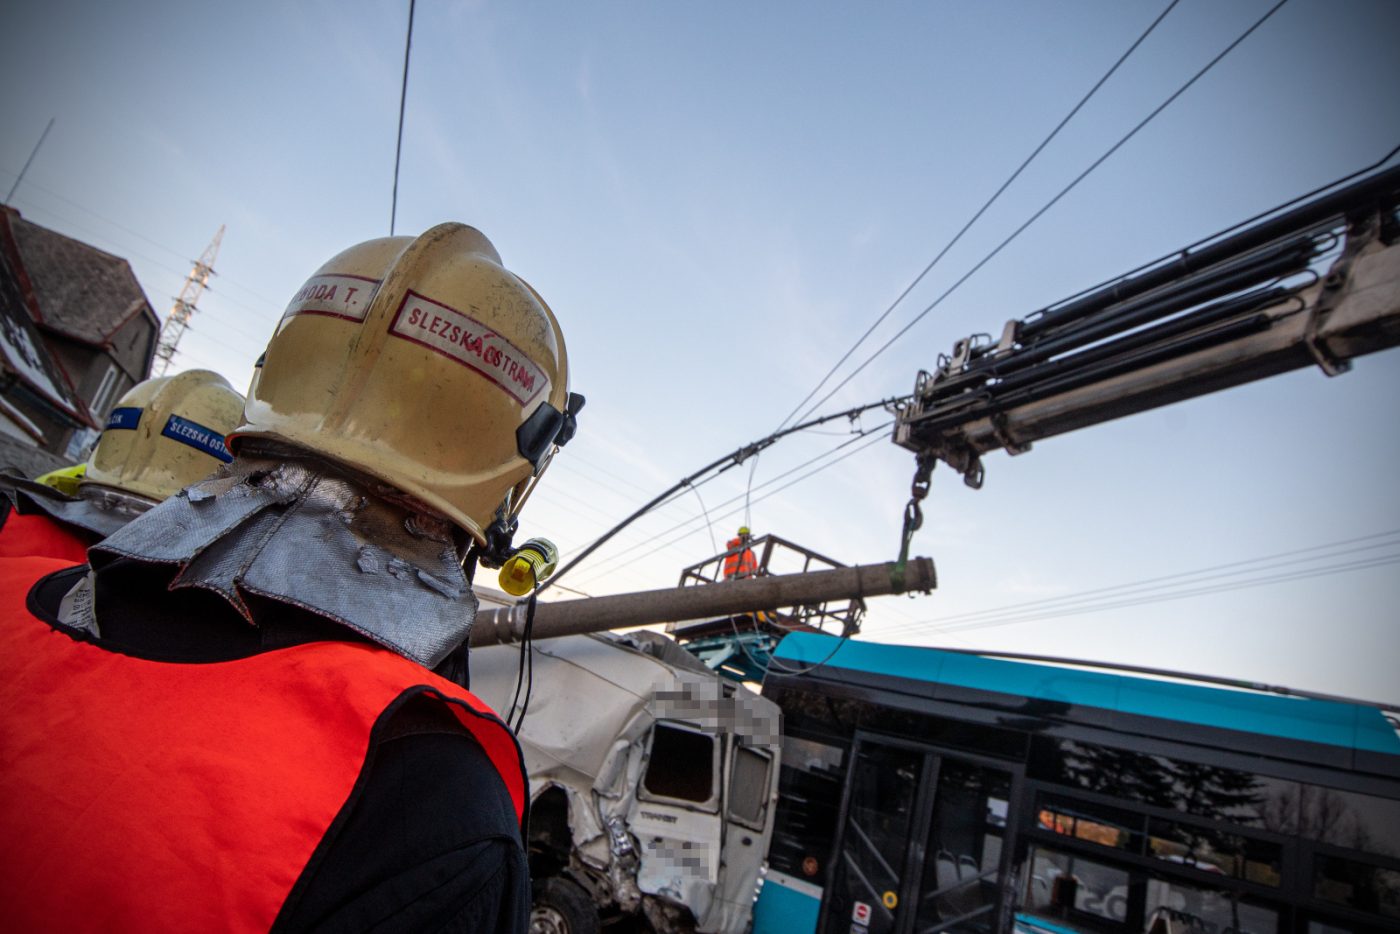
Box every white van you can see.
[470,624,782,934]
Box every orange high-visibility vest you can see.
[0,510,91,563]
[723,537,758,579]
[0,558,526,933]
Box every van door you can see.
[705,736,777,932]
[631,720,724,917]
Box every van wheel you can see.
[531,877,600,934]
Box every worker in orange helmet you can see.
[0,370,244,563]
[723,525,760,579]
[0,223,582,932]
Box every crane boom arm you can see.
[894,165,1400,486]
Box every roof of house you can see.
[0,240,91,425]
[3,208,159,347]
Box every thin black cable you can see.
[883,540,1398,636]
[683,479,720,555]
[573,430,892,591]
[881,529,1400,636]
[1026,142,1400,319]
[390,0,416,236]
[792,0,1292,426]
[922,553,1400,637]
[582,423,889,576]
[0,166,290,308]
[507,588,539,732]
[569,422,893,588]
[5,117,54,204]
[541,396,905,592]
[774,0,1182,433]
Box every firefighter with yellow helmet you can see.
[0,369,245,562]
[0,223,580,932]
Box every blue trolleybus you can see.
[751,633,1400,934]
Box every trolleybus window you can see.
[1313,855,1400,918]
[767,734,845,883]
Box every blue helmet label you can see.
[106,407,142,431]
[161,414,233,463]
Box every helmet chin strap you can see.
[477,508,519,570]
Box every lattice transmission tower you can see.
[152,225,225,377]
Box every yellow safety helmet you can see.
[82,370,245,502]
[738,526,751,536]
[232,223,581,547]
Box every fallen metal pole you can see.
[471,557,937,646]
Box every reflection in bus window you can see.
[1307,923,1356,934]
[1300,787,1400,858]
[1142,878,1277,934]
[1023,847,1129,924]
[1313,855,1400,919]
[1031,738,1303,833]
[1146,818,1283,887]
[1038,796,1140,850]
[822,743,921,934]
[766,735,844,881]
[914,760,1011,933]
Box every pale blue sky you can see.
[3,0,1398,702]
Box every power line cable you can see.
[881,529,1400,636]
[684,479,720,555]
[6,195,281,349]
[5,118,54,203]
[390,0,416,235]
[0,166,287,309]
[774,0,1183,433]
[569,422,892,585]
[571,428,892,591]
[791,0,1292,427]
[918,552,1400,637]
[1014,142,1400,320]
[541,396,904,592]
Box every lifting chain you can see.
[891,453,935,592]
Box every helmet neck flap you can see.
[89,441,478,668]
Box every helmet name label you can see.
[280,274,380,325]
[161,415,234,463]
[390,291,548,405]
[105,407,142,431]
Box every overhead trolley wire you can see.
[572,430,894,592]
[390,0,417,236]
[2,194,285,354]
[885,529,1400,637]
[883,529,1400,635]
[569,422,893,587]
[789,0,1292,428]
[774,0,1183,434]
[0,166,288,311]
[931,552,1400,636]
[540,397,904,592]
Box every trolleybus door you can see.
[821,735,1016,934]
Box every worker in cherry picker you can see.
[724,524,759,579]
[0,223,582,932]
[0,370,244,562]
